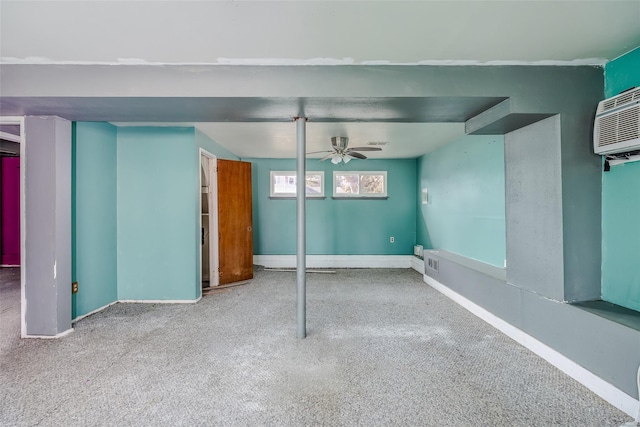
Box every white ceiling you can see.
[114,122,465,159]
[2,1,639,65]
[196,122,466,159]
[2,1,639,158]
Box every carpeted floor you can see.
[0,267,632,426]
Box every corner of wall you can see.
[600,46,640,312]
[73,122,118,318]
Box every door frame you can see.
[0,116,26,336]
[199,148,219,288]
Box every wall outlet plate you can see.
[72,282,78,294]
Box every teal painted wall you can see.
[117,127,198,300]
[417,135,506,267]
[248,158,416,255]
[601,47,640,312]
[72,122,118,318]
[195,128,240,161]
[604,47,640,98]
[72,125,240,307]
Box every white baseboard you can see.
[118,297,202,304]
[72,300,119,323]
[23,327,74,339]
[254,255,413,269]
[411,256,424,274]
[424,274,639,417]
[71,297,201,326]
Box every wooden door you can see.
[217,159,253,285]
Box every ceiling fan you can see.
[307,137,382,164]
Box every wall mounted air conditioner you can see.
[594,87,640,155]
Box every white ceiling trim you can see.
[0,57,609,66]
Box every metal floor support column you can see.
[295,117,306,339]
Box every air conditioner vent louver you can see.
[619,106,640,141]
[594,90,640,155]
[599,88,640,113]
[597,106,640,146]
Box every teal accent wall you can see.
[247,158,416,255]
[195,128,240,161]
[417,135,506,267]
[72,125,241,309]
[602,47,640,312]
[604,47,640,98]
[116,127,198,300]
[72,122,118,318]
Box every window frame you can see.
[332,171,388,198]
[270,170,325,198]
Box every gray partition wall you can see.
[23,116,72,336]
[505,116,566,301]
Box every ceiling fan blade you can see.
[306,150,333,155]
[347,151,367,159]
[320,153,335,161]
[347,147,383,152]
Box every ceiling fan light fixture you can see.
[311,136,381,163]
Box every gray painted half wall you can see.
[425,252,640,403]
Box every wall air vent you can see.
[426,257,439,273]
[594,87,640,155]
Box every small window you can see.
[333,171,387,198]
[270,171,325,198]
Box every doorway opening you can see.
[0,116,24,337]
[200,149,219,289]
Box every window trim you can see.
[332,171,388,198]
[270,170,325,198]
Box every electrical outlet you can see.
[72,282,78,294]
[390,236,395,243]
